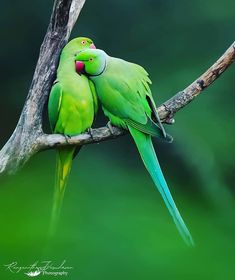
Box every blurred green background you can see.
[0,0,235,279]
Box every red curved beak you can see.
[90,43,96,49]
[75,61,85,74]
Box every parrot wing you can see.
[48,81,63,132]
[127,62,166,137]
[102,57,167,138]
[146,95,166,137]
[126,118,172,142]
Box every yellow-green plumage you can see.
[48,37,97,234]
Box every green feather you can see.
[89,79,99,115]
[126,118,172,142]
[48,81,62,132]
[50,147,75,235]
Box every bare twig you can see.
[0,0,234,176]
[158,41,235,122]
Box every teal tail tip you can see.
[179,227,195,247]
[184,234,195,247]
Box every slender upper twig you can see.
[158,41,235,121]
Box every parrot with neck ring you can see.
[75,48,194,246]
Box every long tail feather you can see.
[49,146,77,236]
[128,126,194,246]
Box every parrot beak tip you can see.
[90,43,96,49]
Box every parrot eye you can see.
[81,40,86,45]
[89,57,94,62]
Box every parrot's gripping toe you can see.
[64,135,72,144]
[106,121,115,135]
[88,128,95,140]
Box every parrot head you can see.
[61,36,96,59]
[75,49,107,76]
[69,37,96,50]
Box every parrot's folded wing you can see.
[126,118,173,143]
[48,81,63,132]
[146,95,166,138]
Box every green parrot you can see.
[48,37,98,234]
[74,49,194,246]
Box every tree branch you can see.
[37,126,127,150]
[0,0,234,175]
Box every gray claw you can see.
[165,117,175,125]
[107,121,114,135]
[165,111,175,125]
[64,135,71,144]
[88,128,94,140]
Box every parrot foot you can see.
[106,121,114,135]
[165,112,175,125]
[87,128,94,140]
[165,117,175,125]
[64,135,71,144]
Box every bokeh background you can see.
[0,0,235,279]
